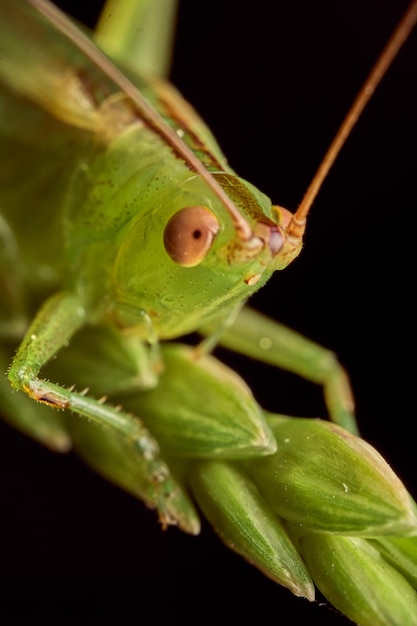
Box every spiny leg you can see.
[7,290,197,529]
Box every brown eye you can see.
[164,206,220,267]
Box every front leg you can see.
[7,290,197,530]
[204,306,357,435]
[9,292,85,405]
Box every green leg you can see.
[0,216,70,448]
[203,306,358,435]
[7,290,197,531]
[0,345,70,451]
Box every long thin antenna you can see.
[288,0,417,238]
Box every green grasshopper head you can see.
[111,155,304,339]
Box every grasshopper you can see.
[0,2,416,620]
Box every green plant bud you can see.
[370,535,417,589]
[70,417,201,535]
[248,416,417,536]
[189,460,315,600]
[44,324,159,395]
[297,531,417,626]
[130,343,276,459]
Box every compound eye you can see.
[164,206,220,267]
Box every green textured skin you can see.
[0,0,290,341]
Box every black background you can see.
[1,1,416,624]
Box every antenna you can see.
[287,0,417,239]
